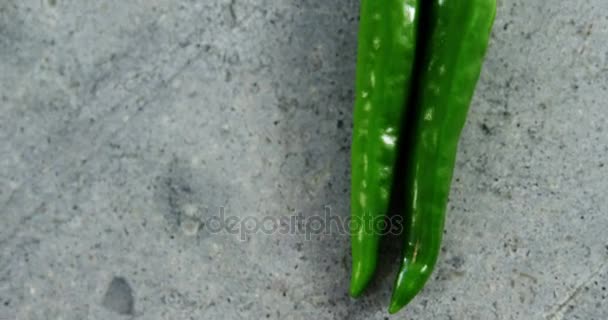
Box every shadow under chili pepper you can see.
[271,0,388,317]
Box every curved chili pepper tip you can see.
[388,300,403,314]
[388,264,430,313]
[349,260,375,297]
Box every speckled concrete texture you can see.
[1,0,607,319]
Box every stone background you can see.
[1,0,607,319]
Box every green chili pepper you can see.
[349,0,421,297]
[388,0,496,314]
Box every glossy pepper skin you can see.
[388,0,496,314]
[349,0,421,297]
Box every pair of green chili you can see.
[349,0,496,314]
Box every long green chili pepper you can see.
[349,0,421,297]
[388,0,496,314]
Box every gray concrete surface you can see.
[1,0,607,319]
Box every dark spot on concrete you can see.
[336,119,343,129]
[163,160,196,227]
[527,126,540,140]
[102,277,134,315]
[277,96,299,113]
[480,122,492,135]
[446,256,465,269]
[156,157,230,239]
[250,82,260,94]
[227,0,237,27]
[48,0,57,6]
